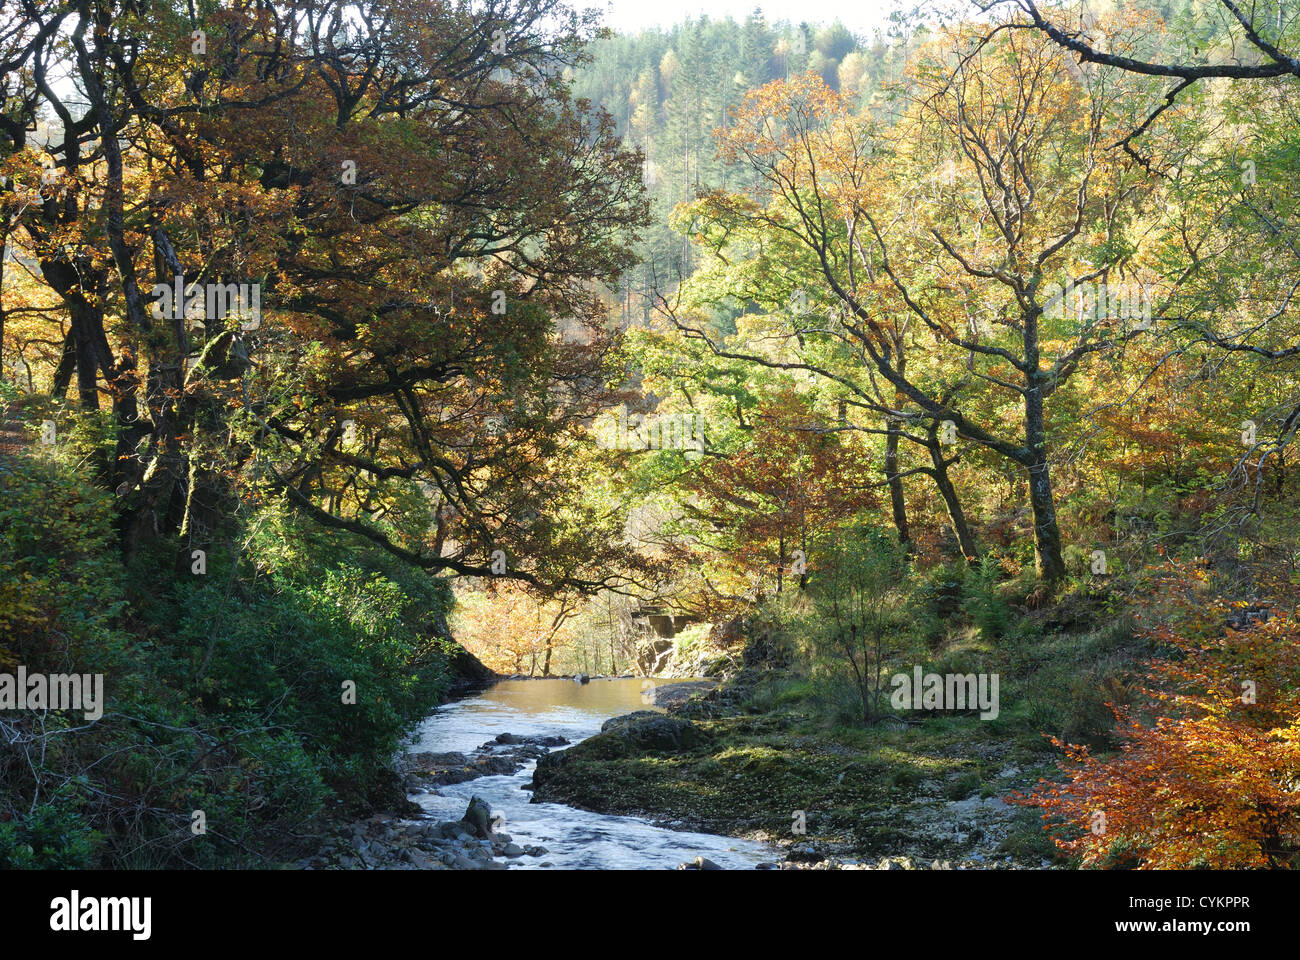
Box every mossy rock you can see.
[598,711,710,752]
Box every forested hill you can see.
[571,0,1226,322]
[571,11,908,317]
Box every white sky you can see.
[587,0,905,34]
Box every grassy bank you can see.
[531,591,1153,867]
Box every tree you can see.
[453,583,575,676]
[740,8,775,87]
[672,22,1156,583]
[1,0,649,595]
[1003,0,1300,100]
[673,389,878,604]
[1010,0,1300,520]
[804,525,916,724]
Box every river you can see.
[404,677,779,869]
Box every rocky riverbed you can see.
[526,673,1054,869]
[401,731,571,787]
[304,679,784,869]
[302,807,551,870]
[304,675,1047,870]
[304,733,567,870]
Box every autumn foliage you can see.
[1014,562,1300,869]
[664,390,877,613]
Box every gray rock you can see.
[461,795,492,839]
[652,681,718,712]
[404,751,471,772]
[495,732,569,747]
[599,711,708,751]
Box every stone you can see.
[652,681,717,712]
[461,795,492,839]
[598,711,707,752]
[494,732,569,747]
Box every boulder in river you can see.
[461,796,493,839]
[599,711,708,751]
[494,732,569,747]
[405,734,567,787]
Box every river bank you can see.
[303,677,785,869]
[527,669,1063,869]
[302,644,1076,871]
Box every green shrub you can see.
[959,560,1011,641]
[801,526,923,724]
[0,802,98,869]
[0,452,453,867]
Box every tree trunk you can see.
[69,310,101,410]
[51,332,76,399]
[926,434,978,563]
[1024,387,1066,582]
[884,417,911,548]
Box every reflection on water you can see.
[408,677,659,755]
[407,678,778,870]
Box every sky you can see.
[587,0,905,35]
